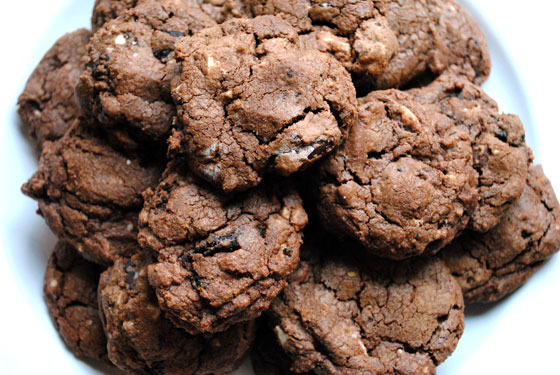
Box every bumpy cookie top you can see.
[319,87,477,259]
[92,0,139,31]
[92,0,230,29]
[441,165,560,303]
[44,242,108,362]
[170,15,357,192]
[408,75,532,232]
[18,29,91,150]
[319,75,531,260]
[22,121,162,265]
[98,251,255,375]
[242,0,490,90]
[138,161,308,334]
[197,0,236,23]
[78,0,216,142]
[269,236,464,375]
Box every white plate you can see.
[1,1,559,374]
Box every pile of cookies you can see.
[19,0,560,374]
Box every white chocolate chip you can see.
[126,223,134,231]
[358,340,368,354]
[274,326,289,345]
[280,206,291,220]
[49,279,58,289]
[126,159,131,165]
[400,106,418,127]
[320,33,334,43]
[207,56,217,68]
[202,143,218,159]
[276,145,316,164]
[199,165,221,181]
[115,34,126,45]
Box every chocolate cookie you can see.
[440,165,560,303]
[44,242,108,362]
[170,15,357,192]
[269,236,464,375]
[92,0,229,30]
[138,160,308,334]
[98,251,255,375]
[18,29,91,150]
[197,0,232,23]
[243,0,490,90]
[78,0,216,143]
[408,75,532,232]
[22,121,162,265]
[319,85,478,259]
[319,74,531,260]
[91,0,138,31]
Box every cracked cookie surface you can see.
[408,75,532,232]
[319,86,478,260]
[440,165,560,303]
[18,29,91,150]
[98,251,255,375]
[319,74,531,260]
[44,242,108,363]
[92,0,230,29]
[269,235,464,375]
[22,121,162,265]
[92,0,139,31]
[170,15,357,192]
[78,0,216,143]
[138,160,308,334]
[243,0,490,90]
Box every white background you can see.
[0,1,559,374]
